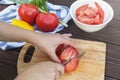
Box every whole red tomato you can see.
[58,46,79,72]
[35,12,59,32]
[18,4,39,25]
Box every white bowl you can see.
[69,0,114,32]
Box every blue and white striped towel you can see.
[0,0,71,50]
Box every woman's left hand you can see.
[31,33,76,63]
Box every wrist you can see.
[24,31,42,46]
[24,31,36,44]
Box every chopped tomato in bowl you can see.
[69,0,114,32]
[75,2,104,25]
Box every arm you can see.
[0,21,36,42]
[0,22,75,62]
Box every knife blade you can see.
[62,52,85,65]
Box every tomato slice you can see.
[92,14,101,24]
[95,2,104,21]
[76,4,88,16]
[84,7,97,18]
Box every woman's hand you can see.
[15,61,64,80]
[0,22,75,63]
[31,33,76,63]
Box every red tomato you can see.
[75,2,104,25]
[18,4,39,25]
[77,15,94,24]
[59,46,79,72]
[36,12,59,32]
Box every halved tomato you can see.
[58,46,79,72]
[59,46,79,62]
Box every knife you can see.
[62,52,85,65]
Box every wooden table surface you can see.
[0,0,120,80]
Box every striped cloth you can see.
[0,0,71,50]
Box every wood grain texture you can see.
[17,38,106,80]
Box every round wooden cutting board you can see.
[17,38,106,80]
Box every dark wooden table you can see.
[0,0,120,80]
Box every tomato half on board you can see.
[75,2,104,25]
[58,46,79,72]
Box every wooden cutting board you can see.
[17,38,106,80]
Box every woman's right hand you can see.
[15,61,64,80]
